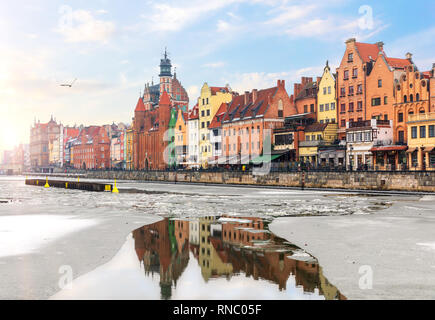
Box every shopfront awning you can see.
[370,146,408,152]
[251,154,281,165]
[406,147,417,153]
[424,146,434,153]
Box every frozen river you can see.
[0,176,434,299]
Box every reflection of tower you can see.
[159,48,173,99]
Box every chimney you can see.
[406,52,413,60]
[252,89,258,102]
[244,91,250,105]
[345,38,356,45]
[376,41,384,51]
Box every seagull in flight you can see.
[60,78,77,88]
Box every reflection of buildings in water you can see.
[132,219,189,300]
[199,217,233,281]
[189,219,200,245]
[132,216,344,300]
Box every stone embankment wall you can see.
[39,170,435,193]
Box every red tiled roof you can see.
[305,123,328,132]
[188,104,199,120]
[222,87,278,123]
[385,57,411,69]
[135,97,146,112]
[422,71,432,79]
[210,86,229,95]
[159,90,171,105]
[209,103,227,129]
[355,42,383,63]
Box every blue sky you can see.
[0,0,434,151]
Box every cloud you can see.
[56,8,115,44]
[223,66,325,94]
[187,85,200,102]
[202,62,226,68]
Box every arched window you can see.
[278,100,283,118]
[410,94,414,102]
[404,95,407,103]
[416,93,420,101]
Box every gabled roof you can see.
[385,57,411,69]
[159,90,171,105]
[355,42,384,63]
[209,103,227,129]
[188,104,199,120]
[135,97,146,112]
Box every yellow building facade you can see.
[317,62,337,124]
[175,109,188,165]
[299,123,338,164]
[407,113,435,170]
[198,83,233,167]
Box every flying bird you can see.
[60,78,77,88]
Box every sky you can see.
[0,0,434,152]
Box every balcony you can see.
[299,140,328,148]
[348,119,391,129]
[408,112,435,123]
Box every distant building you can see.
[29,116,61,172]
[187,104,200,167]
[70,126,110,170]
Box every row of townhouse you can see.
[29,117,131,172]
[180,38,435,171]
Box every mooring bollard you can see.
[44,177,50,188]
[65,182,68,189]
[112,179,119,193]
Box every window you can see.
[304,105,308,113]
[202,99,205,105]
[340,87,346,97]
[429,125,435,138]
[278,100,283,117]
[357,101,363,111]
[341,119,346,127]
[331,102,336,110]
[201,110,205,117]
[348,53,353,62]
[310,104,314,113]
[320,104,324,112]
[206,110,210,116]
[325,103,329,111]
[206,98,209,104]
[420,126,426,138]
[416,93,420,101]
[352,68,358,78]
[410,94,414,102]
[378,79,382,88]
[404,95,408,103]
[349,86,354,95]
[398,131,405,143]
[372,98,381,106]
[384,96,388,105]
[344,70,349,80]
[201,122,205,128]
[357,84,363,94]
[411,126,417,139]
[328,86,331,94]
[348,102,354,112]
[340,104,346,113]
[323,87,327,95]
[398,113,404,123]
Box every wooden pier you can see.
[25,179,113,192]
